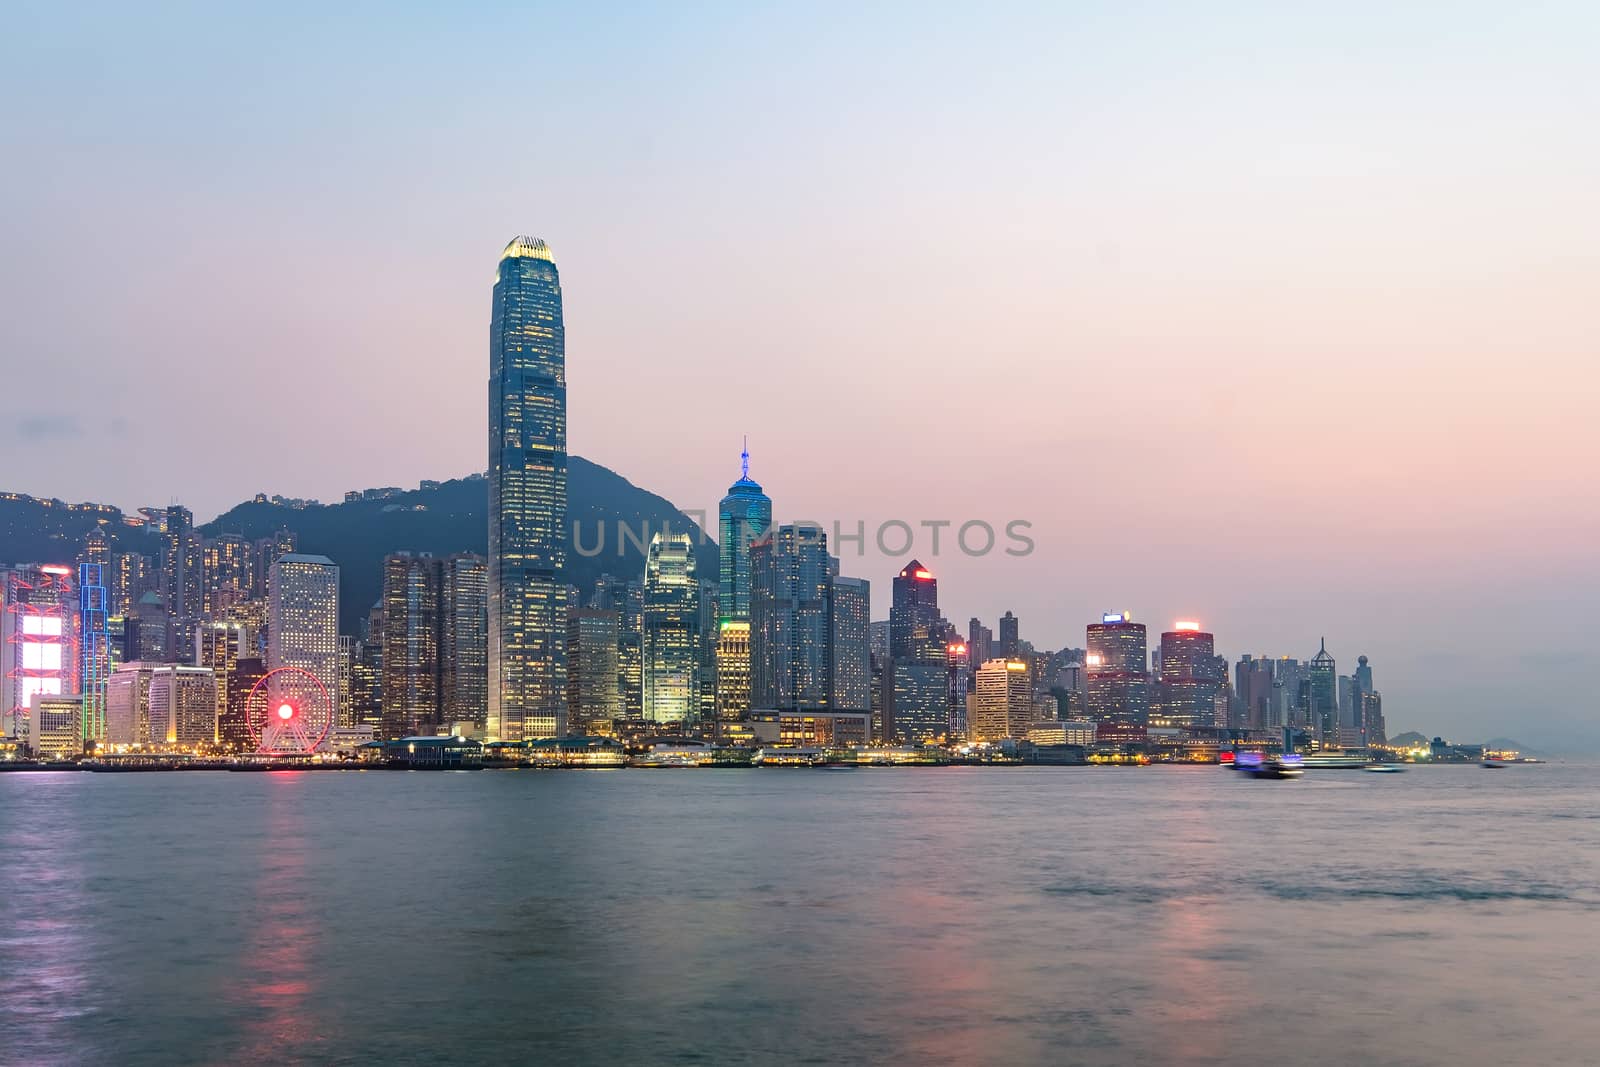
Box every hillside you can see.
[2,457,718,634]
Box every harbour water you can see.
[3,764,1598,1065]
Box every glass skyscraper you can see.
[717,441,772,624]
[642,533,700,724]
[750,524,833,711]
[488,236,567,741]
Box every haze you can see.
[3,3,1596,749]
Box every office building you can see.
[750,524,832,711]
[973,658,1034,741]
[267,554,340,724]
[1309,639,1338,744]
[1153,621,1223,730]
[381,553,441,739]
[641,532,700,725]
[147,665,217,747]
[2,564,78,744]
[998,611,1020,658]
[488,235,568,742]
[567,608,622,735]
[830,575,871,712]
[717,440,772,623]
[26,694,82,758]
[105,662,156,746]
[715,620,752,723]
[439,554,488,727]
[1086,612,1150,726]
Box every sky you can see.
[3,2,1597,749]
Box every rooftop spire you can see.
[741,435,749,480]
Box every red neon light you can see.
[914,569,932,580]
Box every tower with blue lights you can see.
[717,438,772,624]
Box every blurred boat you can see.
[1363,763,1406,773]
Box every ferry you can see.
[1299,752,1374,770]
[1233,751,1303,779]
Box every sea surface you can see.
[2,763,1598,1066]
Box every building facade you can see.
[267,554,340,726]
[488,235,568,741]
[641,532,700,724]
[1086,612,1150,726]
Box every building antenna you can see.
[741,435,749,480]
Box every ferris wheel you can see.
[245,666,334,755]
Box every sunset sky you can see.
[3,3,1596,747]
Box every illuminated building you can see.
[718,439,772,623]
[1153,621,1222,730]
[488,235,568,742]
[642,532,700,724]
[945,640,972,738]
[106,662,155,746]
[162,505,203,660]
[748,709,871,747]
[267,554,340,726]
[1362,689,1386,746]
[1309,639,1338,744]
[26,695,82,758]
[147,665,217,747]
[830,576,871,712]
[750,524,832,711]
[567,608,622,735]
[348,639,382,741]
[1027,719,1097,746]
[196,621,259,750]
[439,554,488,728]
[110,551,149,618]
[250,528,297,599]
[973,658,1034,741]
[967,618,992,668]
[1086,612,1149,727]
[890,661,948,742]
[998,611,1020,658]
[715,620,752,722]
[697,580,720,725]
[202,534,250,617]
[889,560,941,664]
[78,562,110,745]
[592,574,644,720]
[381,553,441,739]
[2,564,77,744]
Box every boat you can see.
[1299,752,1373,770]
[1233,752,1303,779]
[1363,763,1406,773]
[1482,758,1507,769]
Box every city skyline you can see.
[3,5,1597,750]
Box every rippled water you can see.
[3,764,1598,1065]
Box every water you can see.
[3,764,1598,1066]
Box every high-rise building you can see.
[26,695,82,759]
[110,551,149,619]
[715,620,752,723]
[998,611,1020,658]
[2,564,78,744]
[202,534,251,617]
[267,554,340,726]
[717,440,772,624]
[697,580,720,725]
[830,576,871,712]
[105,662,155,747]
[891,660,949,742]
[147,665,217,747]
[592,574,644,720]
[78,561,110,746]
[567,608,621,735]
[641,532,700,725]
[973,658,1034,741]
[946,639,972,738]
[196,621,259,751]
[488,235,568,742]
[889,560,941,664]
[967,618,993,668]
[162,505,204,661]
[348,639,382,742]
[250,529,297,600]
[1309,638,1338,744]
[1086,612,1149,727]
[750,524,832,711]
[1153,621,1222,730]
[381,553,441,740]
[439,554,488,728]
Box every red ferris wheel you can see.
[245,666,334,755]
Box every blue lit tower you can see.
[488,236,568,741]
[78,562,110,747]
[718,439,772,624]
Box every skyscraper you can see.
[162,505,203,661]
[488,235,567,742]
[1309,638,1338,744]
[887,561,947,742]
[998,611,1020,658]
[750,524,832,711]
[567,608,622,735]
[381,553,441,739]
[267,554,340,726]
[889,561,940,664]
[717,440,772,623]
[830,575,871,712]
[641,532,700,724]
[196,620,258,751]
[1153,621,1222,730]
[715,620,752,723]
[1086,612,1150,727]
[439,554,488,728]
[973,658,1034,742]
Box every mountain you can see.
[2,457,718,634]
[1388,731,1430,747]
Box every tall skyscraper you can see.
[567,608,622,735]
[110,551,149,619]
[1309,638,1338,744]
[1086,612,1150,726]
[267,554,339,726]
[439,554,488,728]
[488,235,567,741]
[887,561,947,741]
[2,564,78,745]
[715,620,752,723]
[1153,621,1222,730]
[889,561,940,664]
[967,618,993,668]
[641,533,700,724]
[750,524,833,711]
[381,553,441,739]
[717,440,772,623]
[830,576,871,712]
[196,621,259,751]
[202,534,250,617]
[162,505,203,661]
[998,611,1020,658]
[973,658,1034,742]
